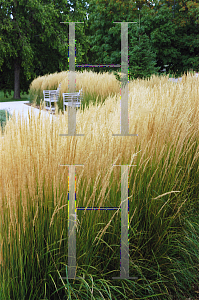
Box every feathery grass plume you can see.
[0,70,199,299]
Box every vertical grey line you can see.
[112,22,137,137]
[120,165,129,278]
[121,23,129,136]
[68,23,77,136]
[68,165,76,279]
[59,21,84,137]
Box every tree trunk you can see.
[13,56,21,99]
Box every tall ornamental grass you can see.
[0,70,199,299]
[28,69,122,112]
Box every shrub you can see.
[0,109,12,134]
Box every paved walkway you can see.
[0,101,64,139]
[0,101,62,128]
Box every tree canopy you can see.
[0,0,198,99]
[0,0,90,98]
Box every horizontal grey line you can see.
[75,64,121,67]
[60,22,137,24]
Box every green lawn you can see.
[0,90,31,102]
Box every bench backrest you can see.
[62,89,83,108]
[43,90,59,101]
[43,83,62,101]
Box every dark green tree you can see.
[79,0,139,77]
[80,0,161,82]
[83,0,199,80]
[1,0,198,101]
[147,0,199,76]
[128,25,161,81]
[139,3,181,76]
[0,0,91,99]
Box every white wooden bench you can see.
[43,83,61,111]
[63,88,83,111]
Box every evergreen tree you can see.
[128,26,161,81]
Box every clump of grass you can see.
[0,71,199,299]
[28,69,123,112]
[0,109,13,136]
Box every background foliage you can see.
[0,0,199,98]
